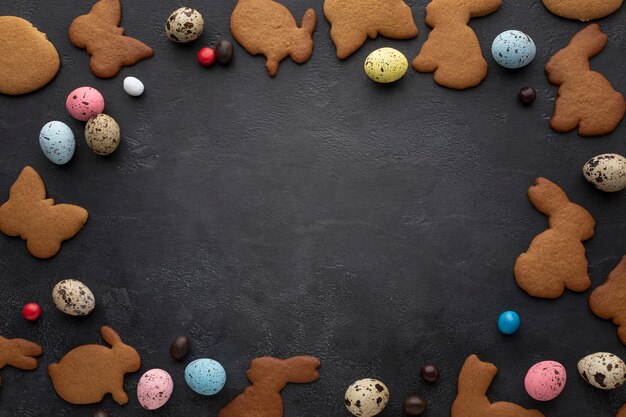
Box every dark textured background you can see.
[1,0,625,416]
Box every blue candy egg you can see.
[185,358,226,395]
[498,310,521,335]
[39,121,75,165]
[492,30,536,69]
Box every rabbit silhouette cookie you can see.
[619,404,626,417]
[230,0,317,77]
[69,0,154,78]
[514,178,595,299]
[0,336,43,386]
[545,24,625,136]
[48,326,141,405]
[0,166,88,259]
[542,0,622,21]
[589,256,626,345]
[452,355,544,417]
[324,0,418,59]
[218,356,321,417]
[413,0,501,89]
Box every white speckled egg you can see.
[364,48,408,83]
[85,114,120,156]
[51,279,95,316]
[345,378,389,417]
[39,121,75,165]
[165,7,204,43]
[185,358,226,395]
[524,361,566,401]
[578,352,626,390]
[492,30,536,69]
[583,153,626,192]
[137,368,174,410]
[123,76,144,97]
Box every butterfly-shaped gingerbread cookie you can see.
[0,166,88,259]
[69,0,154,78]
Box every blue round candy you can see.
[492,30,536,69]
[498,311,521,334]
[39,121,75,165]
[185,358,226,395]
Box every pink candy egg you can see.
[66,87,105,121]
[524,360,566,401]
[137,368,174,410]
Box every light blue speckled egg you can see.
[39,121,75,165]
[184,358,226,395]
[492,30,536,69]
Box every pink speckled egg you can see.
[137,368,174,410]
[66,87,105,121]
[524,361,566,401]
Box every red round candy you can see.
[22,303,41,321]
[197,47,216,67]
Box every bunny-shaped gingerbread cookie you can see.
[413,0,501,89]
[0,336,43,385]
[231,0,317,77]
[514,178,595,299]
[545,24,625,136]
[452,355,544,417]
[324,0,418,59]
[48,326,141,405]
[218,356,320,417]
[589,256,626,345]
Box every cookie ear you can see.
[570,24,607,59]
[101,326,122,346]
[282,356,320,383]
[528,178,569,216]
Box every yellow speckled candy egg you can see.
[364,47,408,83]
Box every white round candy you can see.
[123,76,144,97]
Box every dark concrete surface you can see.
[1,1,625,416]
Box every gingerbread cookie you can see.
[324,0,418,59]
[514,178,595,298]
[69,0,154,79]
[413,0,501,89]
[231,0,317,77]
[218,356,320,417]
[452,355,544,417]
[48,326,140,405]
[542,0,622,21]
[545,24,625,136]
[0,336,43,386]
[619,404,626,417]
[589,256,626,345]
[0,166,88,259]
[0,17,60,95]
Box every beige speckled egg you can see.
[85,114,120,156]
[345,378,389,417]
[578,352,626,390]
[52,279,95,316]
[364,48,408,83]
[165,7,204,43]
[583,153,626,192]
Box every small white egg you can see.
[123,77,144,97]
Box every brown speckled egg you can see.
[85,114,120,156]
[165,8,204,43]
[583,153,626,192]
[578,352,626,390]
[52,279,95,316]
[345,378,389,417]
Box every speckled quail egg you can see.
[345,378,389,417]
[583,153,626,192]
[39,121,75,165]
[364,48,408,83]
[165,7,204,43]
[52,279,95,316]
[492,30,536,69]
[578,352,626,390]
[85,114,120,156]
